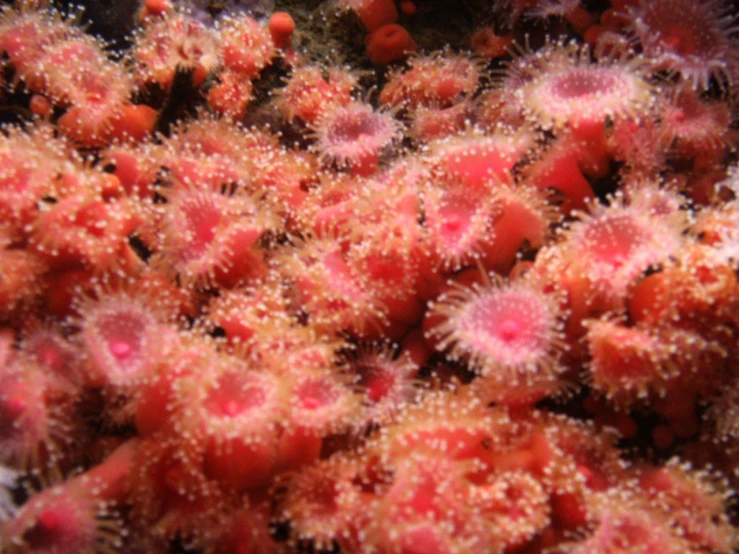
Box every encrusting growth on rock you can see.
[0,0,737,552]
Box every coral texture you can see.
[0,0,737,553]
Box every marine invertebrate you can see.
[1,481,124,554]
[0,7,137,146]
[506,40,655,177]
[341,342,420,426]
[148,181,275,288]
[178,361,285,492]
[277,453,365,550]
[275,64,357,125]
[0,124,77,229]
[0,2,736,552]
[336,0,398,33]
[127,436,235,549]
[584,318,673,405]
[1,439,136,554]
[515,41,654,130]
[365,23,417,65]
[469,470,551,551]
[622,0,739,92]
[0,362,74,470]
[132,10,220,89]
[545,193,685,312]
[419,171,500,270]
[366,451,494,553]
[424,273,566,387]
[268,11,295,51]
[218,12,275,78]
[657,85,734,169]
[380,51,482,110]
[470,27,513,59]
[273,234,389,337]
[0,231,46,317]
[312,101,400,175]
[72,284,180,388]
[26,168,143,273]
[482,184,558,273]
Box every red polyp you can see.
[623,0,737,91]
[481,188,550,273]
[4,442,137,550]
[314,102,398,175]
[276,425,323,472]
[268,12,295,49]
[0,368,51,468]
[440,147,515,188]
[283,369,357,444]
[203,377,266,418]
[19,498,92,552]
[366,24,417,65]
[586,320,665,404]
[524,143,594,212]
[188,368,283,491]
[203,436,277,492]
[295,375,340,412]
[220,14,275,78]
[569,119,610,178]
[348,0,399,33]
[82,303,157,387]
[70,438,140,503]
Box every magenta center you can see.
[552,69,617,99]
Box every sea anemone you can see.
[509,40,655,132]
[132,11,220,89]
[1,481,124,554]
[551,193,685,306]
[424,273,566,385]
[622,0,739,92]
[312,101,400,175]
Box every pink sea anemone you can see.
[425,274,566,385]
[546,193,686,312]
[510,40,655,132]
[312,102,400,175]
[623,0,739,92]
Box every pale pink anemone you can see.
[510,41,654,132]
[426,276,566,383]
[624,0,739,92]
[312,101,400,174]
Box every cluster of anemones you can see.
[0,0,738,553]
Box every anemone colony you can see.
[0,0,738,552]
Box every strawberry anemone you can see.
[424,273,567,389]
[623,0,739,92]
[507,41,654,178]
[547,193,685,315]
[312,102,400,176]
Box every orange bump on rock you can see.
[109,104,158,144]
[346,0,399,33]
[400,1,417,16]
[269,12,296,49]
[29,94,52,117]
[583,24,605,48]
[57,106,113,147]
[366,24,417,65]
[565,6,596,36]
[471,27,513,58]
[141,0,171,20]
